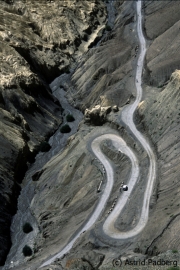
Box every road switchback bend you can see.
[40,0,156,267]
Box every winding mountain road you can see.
[103,0,156,239]
[40,0,156,267]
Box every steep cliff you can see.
[1,0,180,269]
[0,0,107,265]
[0,29,62,267]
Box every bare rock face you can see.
[144,0,180,40]
[0,0,106,83]
[4,0,180,269]
[0,40,62,265]
[0,0,107,265]
[138,69,180,254]
[144,0,180,86]
[65,258,93,270]
[84,105,111,125]
[64,1,135,111]
[112,105,119,112]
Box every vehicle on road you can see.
[97,180,103,193]
[123,185,128,191]
[119,182,128,192]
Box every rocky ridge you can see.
[2,0,180,269]
[0,0,107,265]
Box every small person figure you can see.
[119,182,124,192]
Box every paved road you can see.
[40,0,156,267]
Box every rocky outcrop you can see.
[0,1,139,268]
[2,0,180,269]
[0,0,106,83]
[0,0,107,265]
[0,41,62,265]
[64,1,135,111]
[144,0,180,86]
[84,105,111,125]
[138,70,180,254]
[143,0,180,40]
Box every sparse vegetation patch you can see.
[22,245,33,257]
[172,249,178,253]
[105,24,112,31]
[23,222,33,233]
[38,141,51,152]
[60,124,71,133]
[66,114,75,122]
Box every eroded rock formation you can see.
[0,0,107,265]
[1,0,180,269]
[84,105,111,125]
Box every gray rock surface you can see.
[84,105,111,125]
[138,70,180,255]
[1,0,180,269]
[0,0,107,265]
[0,40,62,265]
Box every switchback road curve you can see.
[40,0,156,267]
[103,0,156,239]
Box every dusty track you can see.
[103,0,156,239]
[40,0,156,267]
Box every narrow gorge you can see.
[1,1,180,270]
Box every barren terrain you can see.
[1,0,180,270]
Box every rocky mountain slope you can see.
[0,0,107,266]
[1,0,180,269]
